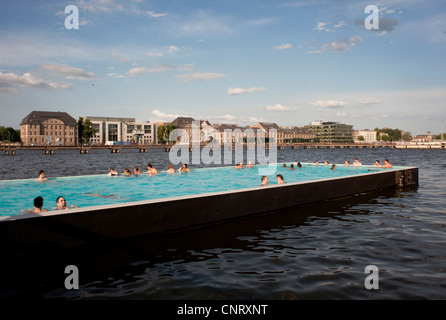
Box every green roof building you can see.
[304,121,353,143]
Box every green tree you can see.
[78,117,96,144]
[357,135,364,141]
[402,131,412,141]
[157,124,178,143]
[0,126,21,143]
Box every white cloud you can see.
[127,63,193,77]
[110,52,129,62]
[147,52,163,57]
[107,73,125,79]
[312,100,347,108]
[334,21,346,28]
[265,104,299,112]
[0,71,72,94]
[314,21,331,32]
[274,43,293,50]
[228,87,267,95]
[152,109,186,121]
[358,98,382,105]
[307,36,363,54]
[41,64,96,80]
[167,45,180,53]
[176,72,228,82]
[146,11,167,18]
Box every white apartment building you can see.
[86,116,158,145]
[353,130,378,143]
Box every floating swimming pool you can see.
[0,163,407,218]
[0,163,418,256]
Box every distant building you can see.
[353,130,378,143]
[304,121,353,143]
[20,111,78,146]
[280,126,315,143]
[85,116,158,145]
[412,131,433,143]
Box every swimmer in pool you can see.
[35,170,48,182]
[166,164,175,173]
[276,174,285,184]
[374,160,381,167]
[382,159,393,168]
[178,163,190,173]
[146,163,159,175]
[235,162,243,169]
[297,162,302,168]
[108,168,119,176]
[289,164,295,170]
[30,196,49,213]
[352,158,362,167]
[55,196,79,210]
[330,164,336,170]
[133,166,142,175]
[245,161,255,168]
[260,176,268,186]
[123,168,132,176]
[315,161,319,166]
[324,161,329,166]
[345,160,350,167]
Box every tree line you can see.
[0,126,21,143]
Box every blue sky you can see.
[1,0,445,135]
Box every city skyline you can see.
[1,0,445,135]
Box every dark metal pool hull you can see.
[1,167,418,258]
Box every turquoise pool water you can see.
[0,163,401,218]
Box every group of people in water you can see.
[107,163,191,177]
[29,157,393,213]
[258,158,393,186]
[27,195,79,214]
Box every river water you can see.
[1,147,445,300]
